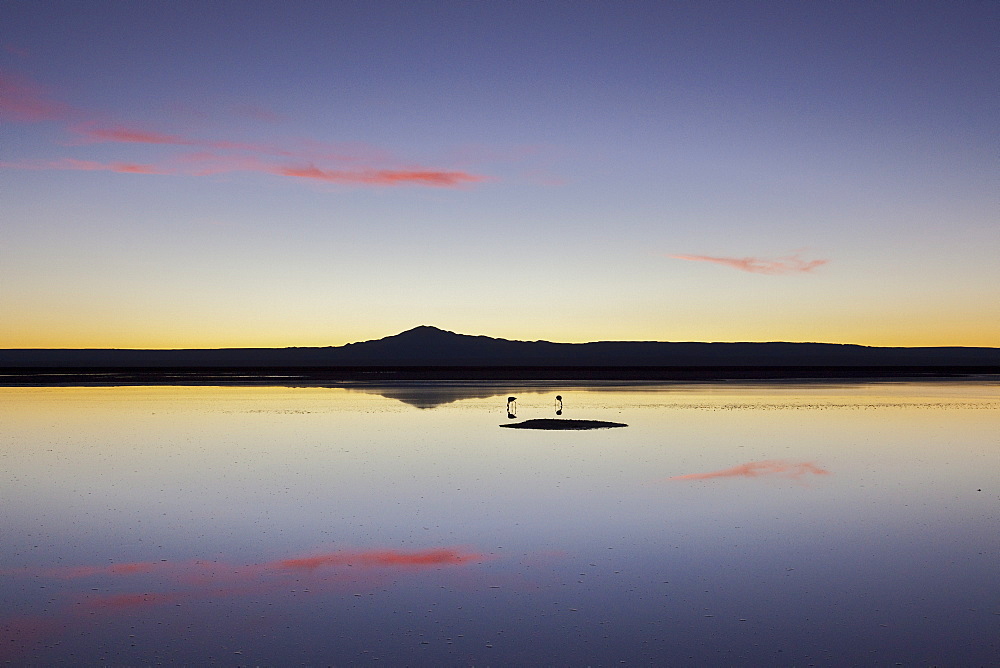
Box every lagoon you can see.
[1,381,998,665]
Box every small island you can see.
[500,419,628,430]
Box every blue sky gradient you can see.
[2,1,997,347]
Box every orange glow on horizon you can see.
[2,304,998,350]
[2,326,998,350]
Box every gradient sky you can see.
[2,1,997,348]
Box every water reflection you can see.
[345,384,514,409]
[4,547,489,613]
[669,460,831,481]
[1,382,998,664]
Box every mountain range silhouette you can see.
[3,325,1000,369]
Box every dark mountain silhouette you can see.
[2,325,1000,369]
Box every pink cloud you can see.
[276,165,485,187]
[669,252,828,274]
[74,124,192,145]
[61,127,487,186]
[669,460,831,481]
[71,124,438,169]
[0,72,72,122]
[70,123,288,154]
[178,153,488,187]
[3,74,493,188]
[75,125,385,164]
[4,158,171,175]
[3,153,487,186]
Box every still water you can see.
[1,381,998,665]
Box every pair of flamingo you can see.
[507,395,562,419]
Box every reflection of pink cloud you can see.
[23,547,487,583]
[62,548,488,611]
[0,615,60,663]
[670,460,830,481]
[669,253,828,275]
[29,560,170,579]
[5,546,496,655]
[277,548,483,571]
[107,562,159,575]
[87,592,183,610]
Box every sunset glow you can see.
[1,3,997,347]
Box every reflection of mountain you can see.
[347,385,514,409]
[3,324,1000,368]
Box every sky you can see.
[1,0,997,349]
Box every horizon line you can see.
[1,325,997,351]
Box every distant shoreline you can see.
[2,366,999,386]
[4,327,1000,370]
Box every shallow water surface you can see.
[1,381,998,664]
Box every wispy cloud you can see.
[0,72,73,122]
[74,124,194,145]
[70,122,291,155]
[1,158,169,175]
[668,460,831,481]
[2,73,492,188]
[3,154,484,187]
[276,165,485,187]
[669,252,828,274]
